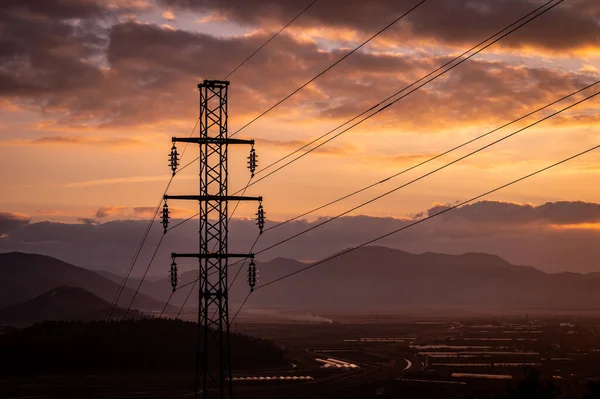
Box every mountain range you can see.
[234,246,600,310]
[2,248,600,323]
[0,285,133,325]
[0,252,171,312]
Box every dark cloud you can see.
[0,212,30,235]
[432,200,600,225]
[3,201,600,274]
[1,0,108,20]
[0,3,597,133]
[160,0,600,52]
[95,206,124,218]
[77,218,99,225]
[0,1,109,97]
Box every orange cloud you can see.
[549,222,600,230]
[12,135,146,147]
[161,10,175,20]
[65,175,192,188]
[96,206,126,218]
[133,206,190,218]
[256,137,358,156]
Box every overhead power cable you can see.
[230,0,428,137]
[263,79,600,233]
[226,140,600,322]
[223,0,320,80]
[107,119,199,320]
[155,0,564,319]
[122,0,315,313]
[253,88,600,256]
[106,180,172,321]
[228,81,598,319]
[219,1,565,301]
[255,143,600,291]
[179,73,599,321]
[232,0,562,194]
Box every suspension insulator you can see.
[247,260,257,292]
[170,257,178,292]
[256,203,265,234]
[161,201,170,233]
[247,146,257,177]
[169,142,179,174]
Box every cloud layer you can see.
[3,200,600,274]
[1,0,599,259]
[1,0,598,132]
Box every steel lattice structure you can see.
[165,80,261,399]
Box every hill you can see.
[0,319,288,373]
[0,286,134,326]
[205,246,600,312]
[0,252,171,312]
[7,248,600,316]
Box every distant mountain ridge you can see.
[0,285,132,325]
[227,246,600,310]
[4,248,600,315]
[0,252,170,312]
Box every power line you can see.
[230,0,428,137]
[106,181,171,321]
[233,0,562,194]
[255,143,600,291]
[222,0,569,326]
[264,79,600,233]
[159,290,174,318]
[123,233,166,319]
[223,0,320,80]
[176,278,196,319]
[156,0,563,319]
[107,119,199,320]
[254,88,600,256]
[126,209,201,317]
[231,292,251,324]
[177,156,199,175]
[229,235,261,289]
[199,70,600,322]
[167,212,200,232]
[143,8,297,320]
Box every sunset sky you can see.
[1,0,600,274]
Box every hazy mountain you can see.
[95,270,165,284]
[0,285,133,325]
[6,248,600,316]
[0,252,171,312]
[212,246,600,311]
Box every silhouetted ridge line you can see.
[256,143,600,290]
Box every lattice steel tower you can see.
[164,80,263,399]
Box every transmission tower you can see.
[164,80,263,399]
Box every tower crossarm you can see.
[172,137,254,146]
[164,195,262,202]
[172,253,254,259]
